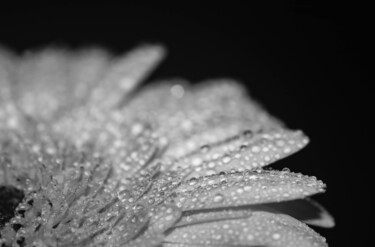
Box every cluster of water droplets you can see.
[0,45,332,246]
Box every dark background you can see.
[0,2,370,246]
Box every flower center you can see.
[0,185,25,228]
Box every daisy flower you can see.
[0,45,334,247]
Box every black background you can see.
[0,2,370,246]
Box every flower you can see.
[0,44,334,247]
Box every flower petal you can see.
[174,207,253,228]
[249,198,335,228]
[89,45,165,109]
[165,129,309,179]
[174,170,325,211]
[164,211,328,247]
[0,51,19,129]
[125,81,283,159]
[13,49,76,119]
[115,204,182,247]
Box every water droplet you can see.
[283,147,291,154]
[240,144,248,151]
[222,155,231,163]
[200,145,210,153]
[130,215,138,223]
[243,130,253,138]
[276,140,285,147]
[170,84,185,98]
[189,177,198,186]
[237,188,244,194]
[165,214,174,221]
[208,162,215,168]
[282,167,290,173]
[251,146,260,153]
[213,193,224,203]
[272,232,281,240]
[206,170,216,176]
[244,185,252,191]
[192,157,202,166]
[247,234,254,241]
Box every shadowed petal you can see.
[164,211,328,247]
[174,207,253,228]
[249,198,335,228]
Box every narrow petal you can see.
[174,208,253,228]
[164,211,328,247]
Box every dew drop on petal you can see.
[213,193,225,203]
[272,232,281,240]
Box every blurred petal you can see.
[13,49,75,119]
[0,50,19,129]
[66,48,110,101]
[164,211,328,247]
[89,45,165,109]
[124,81,283,159]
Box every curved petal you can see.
[174,208,253,228]
[173,198,334,229]
[164,211,328,247]
[249,198,335,228]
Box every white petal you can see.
[164,211,328,247]
[89,45,165,109]
[166,129,309,178]
[174,170,325,211]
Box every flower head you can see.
[0,45,333,247]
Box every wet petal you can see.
[174,170,325,211]
[117,204,182,247]
[174,207,253,228]
[0,45,332,246]
[165,129,309,178]
[139,170,182,207]
[125,81,283,159]
[164,211,328,247]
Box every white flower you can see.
[0,45,334,247]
